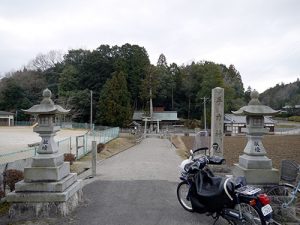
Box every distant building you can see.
[133,111,179,124]
[281,105,300,115]
[224,114,276,135]
[132,110,179,133]
[0,111,14,126]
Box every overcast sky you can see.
[0,0,299,93]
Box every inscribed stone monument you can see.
[211,87,224,156]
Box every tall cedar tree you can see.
[97,72,132,127]
[139,65,159,112]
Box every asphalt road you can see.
[1,138,226,225]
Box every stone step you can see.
[15,173,77,192]
[24,162,70,182]
[31,153,64,167]
[7,179,82,202]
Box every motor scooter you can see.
[177,147,273,225]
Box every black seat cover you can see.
[190,170,235,213]
[195,170,224,197]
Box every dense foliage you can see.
[0,44,249,127]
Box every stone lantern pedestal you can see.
[232,90,279,185]
[6,89,82,218]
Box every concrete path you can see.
[61,138,222,225]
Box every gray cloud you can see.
[0,0,299,92]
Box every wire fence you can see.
[0,137,72,165]
[14,121,34,126]
[76,127,120,159]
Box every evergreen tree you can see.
[139,65,159,111]
[96,72,132,127]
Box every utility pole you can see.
[90,90,93,131]
[201,97,209,131]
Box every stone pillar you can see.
[157,120,160,133]
[210,87,224,156]
[92,141,97,177]
[144,118,147,134]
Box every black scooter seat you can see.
[190,170,235,213]
[195,172,225,197]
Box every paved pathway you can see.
[59,138,224,225]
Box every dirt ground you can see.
[177,135,300,170]
[70,136,136,174]
[0,126,88,153]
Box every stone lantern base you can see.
[6,153,83,218]
[7,183,82,218]
[233,154,279,185]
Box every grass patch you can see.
[70,137,136,174]
[171,136,189,159]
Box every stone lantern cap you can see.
[232,90,279,116]
[23,88,69,115]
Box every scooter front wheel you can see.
[177,181,193,212]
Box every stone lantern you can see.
[6,88,82,218]
[26,88,69,155]
[232,90,279,184]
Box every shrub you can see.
[64,153,76,165]
[97,143,105,153]
[184,119,201,129]
[3,169,24,192]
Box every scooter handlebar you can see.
[192,147,209,154]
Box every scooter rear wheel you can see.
[237,203,266,225]
[177,181,193,212]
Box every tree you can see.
[58,89,91,122]
[58,65,80,95]
[58,65,90,122]
[139,65,159,111]
[180,62,201,119]
[112,44,150,109]
[27,50,63,71]
[168,63,180,110]
[96,72,132,127]
[244,86,252,103]
[155,54,170,108]
[220,64,245,111]
[157,54,168,68]
[0,77,31,121]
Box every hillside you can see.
[260,79,300,110]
